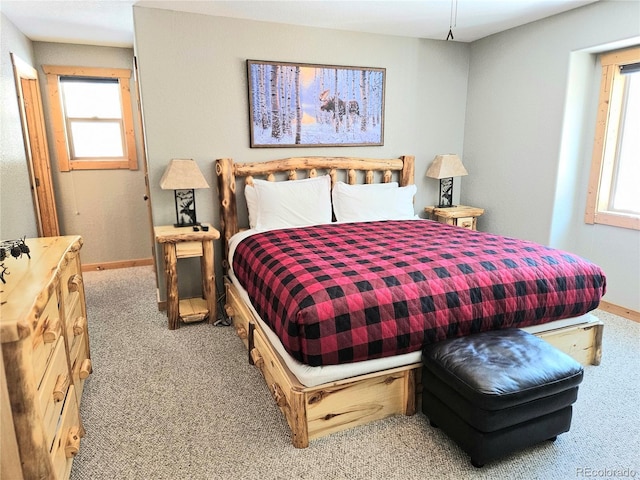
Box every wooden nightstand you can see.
[154,224,220,330]
[424,205,485,231]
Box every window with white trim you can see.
[43,65,138,171]
[585,46,640,230]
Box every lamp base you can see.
[173,221,200,228]
[173,189,199,227]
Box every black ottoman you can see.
[422,328,584,467]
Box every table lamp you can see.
[426,154,468,208]
[160,159,209,227]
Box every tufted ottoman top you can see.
[422,328,584,410]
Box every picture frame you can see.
[247,60,385,148]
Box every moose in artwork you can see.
[319,89,361,133]
[319,90,360,119]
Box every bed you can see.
[216,155,605,448]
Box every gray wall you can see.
[0,13,38,239]
[32,42,152,265]
[463,0,640,311]
[133,8,471,297]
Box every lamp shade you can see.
[159,159,209,190]
[425,154,468,179]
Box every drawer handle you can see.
[68,274,83,293]
[271,383,288,409]
[79,359,92,379]
[65,426,82,458]
[53,374,69,402]
[73,316,87,336]
[43,318,60,344]
[235,325,248,340]
[250,348,264,370]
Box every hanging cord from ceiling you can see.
[447,0,458,40]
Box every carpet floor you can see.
[70,266,640,480]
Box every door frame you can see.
[11,53,59,237]
[133,56,158,287]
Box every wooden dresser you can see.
[1,236,92,480]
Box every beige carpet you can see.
[70,266,640,479]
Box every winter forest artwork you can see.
[247,60,385,147]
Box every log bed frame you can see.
[215,155,603,448]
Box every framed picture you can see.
[247,60,385,148]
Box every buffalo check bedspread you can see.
[232,220,606,366]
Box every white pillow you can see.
[332,181,417,222]
[245,184,258,229]
[252,175,332,230]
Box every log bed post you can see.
[216,158,237,271]
[400,155,415,187]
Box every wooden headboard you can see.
[215,155,415,266]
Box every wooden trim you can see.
[60,160,132,171]
[25,76,60,233]
[81,258,154,272]
[599,301,640,323]
[133,55,158,288]
[588,212,640,230]
[42,65,131,78]
[119,77,138,171]
[44,72,70,172]
[43,66,138,172]
[600,46,640,66]
[585,46,640,229]
[11,53,60,236]
[585,63,614,224]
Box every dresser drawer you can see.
[50,385,83,480]
[456,217,475,230]
[37,338,69,450]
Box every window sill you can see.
[64,159,137,171]
[586,211,640,230]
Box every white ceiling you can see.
[1,0,599,47]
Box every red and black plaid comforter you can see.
[232,220,606,366]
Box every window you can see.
[43,65,138,171]
[585,46,640,230]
